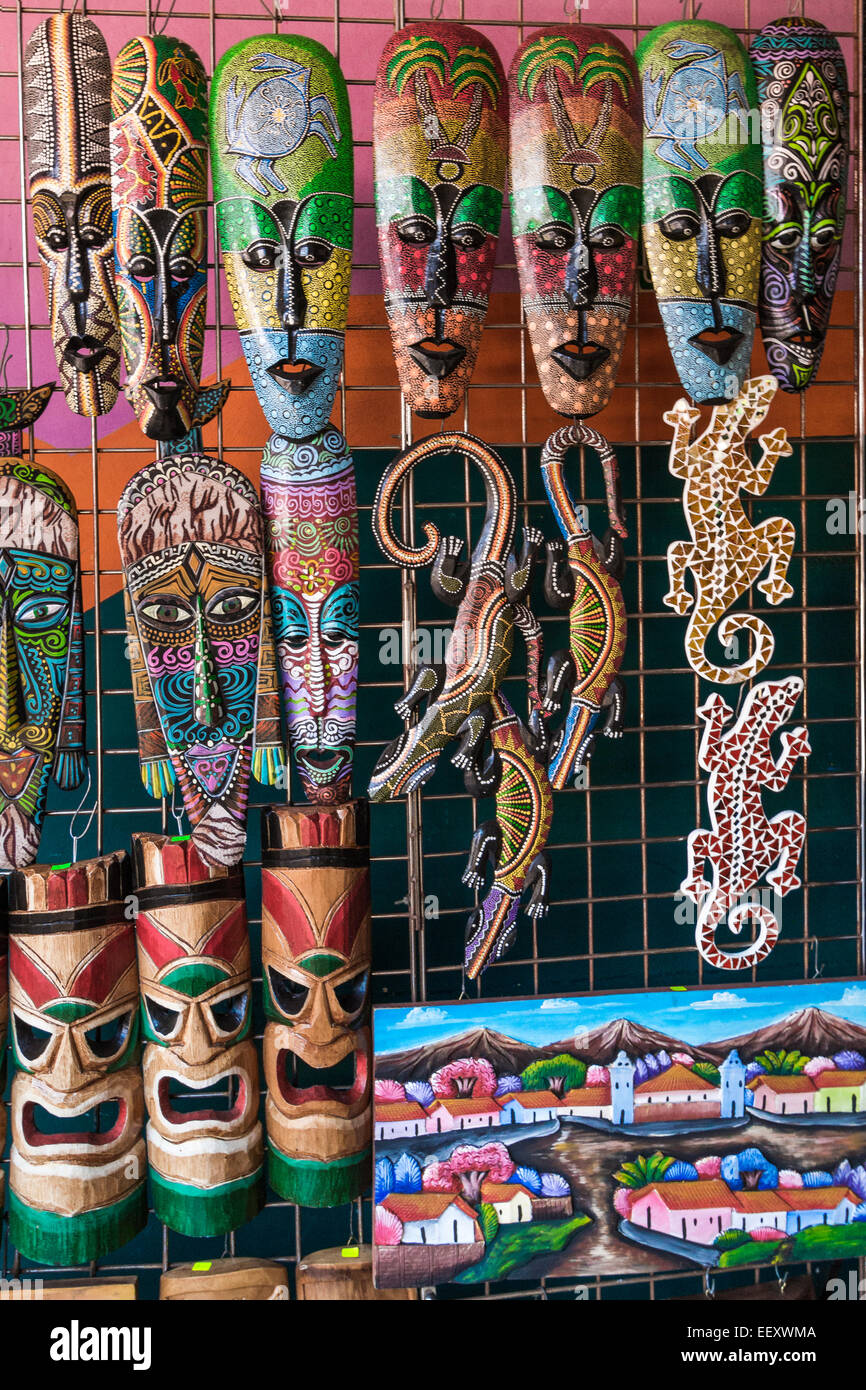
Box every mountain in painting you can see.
[553,1017,717,1066]
[704,1007,866,1062]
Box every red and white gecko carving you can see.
[682,677,810,970]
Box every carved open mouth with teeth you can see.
[266,360,323,395]
[408,338,466,379]
[63,336,108,373]
[156,1072,248,1127]
[276,1047,368,1114]
[551,340,610,380]
[21,1097,128,1148]
[688,326,744,365]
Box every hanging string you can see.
[68,765,97,863]
[169,782,186,838]
[150,0,179,37]
[0,328,12,393]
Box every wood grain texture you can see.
[296,1245,418,1301]
[0,1276,138,1301]
[160,1258,288,1301]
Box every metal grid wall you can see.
[0,0,862,1301]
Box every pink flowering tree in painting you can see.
[375,1078,406,1102]
[423,1142,515,1206]
[374,1205,403,1245]
[586,1064,609,1086]
[695,1155,722,1178]
[613,1186,633,1218]
[431,1057,497,1098]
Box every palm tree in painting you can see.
[517,35,633,165]
[449,44,501,156]
[386,33,451,152]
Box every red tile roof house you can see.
[633,1064,724,1124]
[560,1084,612,1120]
[425,1097,503,1133]
[480,1182,535,1224]
[628,1179,862,1246]
[381,1193,481,1246]
[496,1090,564,1124]
[748,1074,816,1116]
[374,1100,429,1141]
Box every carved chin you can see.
[190,801,248,868]
[0,805,42,873]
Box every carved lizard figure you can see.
[682,676,810,970]
[664,374,795,684]
[541,421,628,787]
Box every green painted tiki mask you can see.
[637,21,762,404]
[509,26,640,418]
[211,36,353,440]
[374,23,507,418]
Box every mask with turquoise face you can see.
[211,36,353,439]
[637,21,762,404]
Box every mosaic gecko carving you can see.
[368,433,542,802]
[682,677,810,971]
[540,422,628,787]
[663,375,795,684]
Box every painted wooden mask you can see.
[637,21,762,404]
[262,803,371,1207]
[0,893,7,1209]
[132,833,263,1236]
[0,442,85,873]
[7,854,147,1266]
[509,27,640,418]
[117,455,284,868]
[24,15,120,418]
[110,36,226,442]
[374,23,507,418]
[751,18,849,392]
[211,36,353,440]
[260,429,358,804]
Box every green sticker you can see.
[192,1261,212,1271]
[341,1247,359,1259]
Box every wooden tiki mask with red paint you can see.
[262,801,371,1207]
[7,853,147,1266]
[132,832,263,1237]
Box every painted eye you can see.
[85,1010,132,1060]
[268,966,309,1017]
[13,1013,53,1063]
[812,223,838,250]
[210,988,249,1036]
[658,211,700,241]
[451,224,486,250]
[590,225,625,250]
[396,216,436,246]
[207,590,259,623]
[80,225,108,250]
[535,222,574,252]
[139,599,192,627]
[127,255,156,280]
[769,226,802,252]
[717,211,751,240]
[333,968,368,1016]
[144,996,181,1039]
[295,238,332,267]
[14,596,68,629]
[44,228,69,252]
[169,258,197,282]
[242,240,281,272]
[321,625,350,648]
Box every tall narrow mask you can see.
[118,455,284,868]
[132,833,263,1236]
[211,36,353,439]
[374,23,507,418]
[509,26,640,418]
[7,854,147,1265]
[0,893,7,1210]
[262,803,371,1207]
[24,14,120,417]
[110,36,227,441]
[0,436,85,872]
[637,21,762,404]
[751,18,849,392]
[260,429,358,803]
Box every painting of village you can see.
[372,981,866,1287]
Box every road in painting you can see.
[372,981,866,1286]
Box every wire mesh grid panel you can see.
[0,0,862,1301]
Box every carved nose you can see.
[424,230,457,309]
[564,232,597,309]
[695,218,725,300]
[193,602,225,729]
[0,609,26,746]
[278,254,306,332]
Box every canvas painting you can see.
[373,981,866,1286]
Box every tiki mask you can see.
[117,455,284,868]
[637,22,762,404]
[261,429,358,804]
[374,23,507,418]
[211,36,353,440]
[751,18,849,392]
[0,432,86,873]
[23,15,120,417]
[132,833,263,1236]
[110,36,228,442]
[262,803,371,1207]
[7,854,147,1266]
[509,27,640,418]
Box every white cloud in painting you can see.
[824,985,866,1010]
[690,991,748,1010]
[393,1006,450,1029]
[538,998,582,1011]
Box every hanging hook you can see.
[60,0,83,13]
[0,328,12,393]
[775,1262,789,1297]
[563,0,586,16]
[68,765,97,863]
[703,1269,715,1299]
[810,937,824,979]
[169,783,186,838]
[681,0,703,17]
[150,0,179,37]
[430,0,445,20]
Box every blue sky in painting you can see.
[374,981,866,1055]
